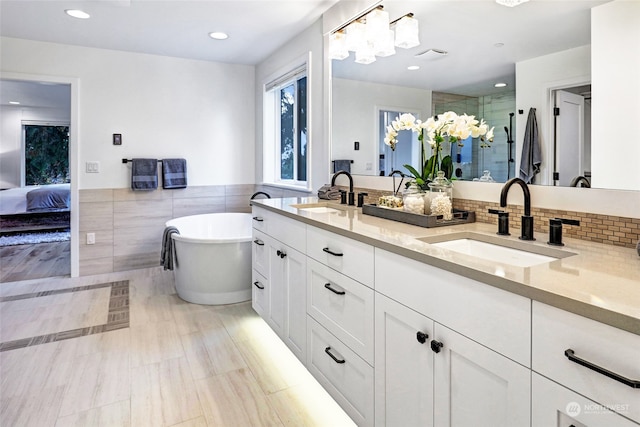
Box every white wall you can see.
[255,18,325,192]
[1,104,70,188]
[591,0,640,191]
[1,37,255,189]
[515,45,591,185]
[332,78,431,176]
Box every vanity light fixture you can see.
[495,82,508,88]
[208,32,228,40]
[495,0,529,7]
[329,6,418,64]
[65,9,90,19]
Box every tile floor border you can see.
[0,280,129,352]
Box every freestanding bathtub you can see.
[165,213,252,305]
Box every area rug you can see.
[0,231,70,247]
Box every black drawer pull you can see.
[322,247,344,257]
[252,216,264,222]
[276,250,287,259]
[324,283,345,295]
[564,349,640,389]
[431,340,443,353]
[253,239,264,246]
[253,281,264,290]
[416,331,429,344]
[324,346,345,364]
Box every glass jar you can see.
[428,171,453,220]
[402,182,425,215]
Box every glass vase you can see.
[428,171,453,220]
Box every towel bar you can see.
[122,159,163,164]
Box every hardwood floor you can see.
[0,267,356,427]
[0,241,70,283]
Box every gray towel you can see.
[162,158,187,189]
[519,108,541,184]
[131,158,158,190]
[161,226,179,270]
[317,184,341,200]
[333,160,352,173]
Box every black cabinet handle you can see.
[253,239,264,246]
[416,331,429,344]
[564,349,640,389]
[252,216,264,222]
[276,250,287,259]
[325,346,345,364]
[253,281,264,290]
[431,340,443,353]
[324,283,345,295]
[322,247,344,257]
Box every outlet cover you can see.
[86,232,96,245]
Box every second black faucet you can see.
[331,170,355,206]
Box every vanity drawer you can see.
[532,301,640,423]
[307,316,374,427]
[307,258,374,364]
[251,269,269,318]
[251,207,306,252]
[375,249,531,366]
[251,229,270,278]
[306,225,374,287]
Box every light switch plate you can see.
[86,161,100,173]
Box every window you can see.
[23,123,70,185]
[263,60,309,189]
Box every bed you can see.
[0,184,71,233]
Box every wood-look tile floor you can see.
[0,241,71,283]
[0,267,356,427]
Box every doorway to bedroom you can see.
[0,80,72,282]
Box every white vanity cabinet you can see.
[251,206,307,362]
[305,224,375,426]
[532,373,639,427]
[374,267,531,427]
[532,301,640,424]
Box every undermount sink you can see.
[289,202,344,214]
[418,232,575,268]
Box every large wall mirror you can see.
[328,0,609,188]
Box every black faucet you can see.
[569,176,591,188]
[331,170,355,206]
[500,178,535,241]
[249,191,271,206]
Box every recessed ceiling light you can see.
[9,101,20,105]
[407,65,420,71]
[208,32,229,40]
[495,0,529,7]
[65,9,90,19]
[494,82,507,88]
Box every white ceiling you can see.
[0,0,339,65]
[0,0,608,106]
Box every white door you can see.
[433,323,531,427]
[375,294,435,427]
[283,246,306,362]
[555,90,585,186]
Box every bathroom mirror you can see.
[329,0,602,187]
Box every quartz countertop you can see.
[252,197,640,336]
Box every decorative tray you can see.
[362,204,475,228]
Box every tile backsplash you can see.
[338,185,639,249]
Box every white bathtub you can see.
[165,213,252,305]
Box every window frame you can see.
[262,53,311,191]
